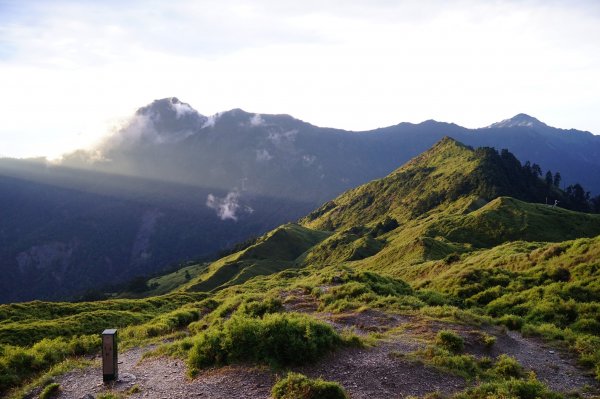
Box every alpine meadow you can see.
[2,134,600,398]
[3,2,600,397]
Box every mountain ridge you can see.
[2,98,600,303]
[2,137,600,398]
[168,137,600,299]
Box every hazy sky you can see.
[1,0,600,158]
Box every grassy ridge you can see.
[0,292,203,346]
[141,263,210,297]
[426,197,600,248]
[181,224,330,293]
[3,138,600,397]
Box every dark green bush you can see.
[435,330,464,353]
[39,382,60,399]
[498,314,524,330]
[571,318,600,334]
[187,313,341,374]
[453,378,562,399]
[272,372,348,399]
[547,266,570,282]
[444,253,461,265]
[416,289,449,306]
[491,354,524,379]
[237,296,283,317]
[431,351,479,378]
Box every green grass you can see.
[272,372,348,399]
[181,224,331,293]
[187,312,344,375]
[0,292,204,346]
[410,235,600,379]
[0,292,204,395]
[0,335,99,393]
[426,197,600,248]
[6,358,93,399]
[39,382,60,399]
[3,139,599,397]
[453,377,562,399]
[142,263,210,296]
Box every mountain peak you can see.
[302,136,565,232]
[129,97,208,139]
[487,113,548,129]
[136,97,205,120]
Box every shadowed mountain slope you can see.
[2,98,599,303]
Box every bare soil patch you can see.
[48,293,599,399]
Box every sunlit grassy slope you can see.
[179,223,331,293]
[3,137,600,397]
[172,137,600,291]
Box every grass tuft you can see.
[272,372,348,399]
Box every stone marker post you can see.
[102,329,118,382]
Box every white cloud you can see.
[250,113,264,126]
[206,191,241,221]
[96,112,193,151]
[171,101,195,118]
[1,1,600,158]
[202,113,221,129]
[267,129,297,146]
[256,148,273,161]
[302,154,316,166]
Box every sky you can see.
[1,0,600,159]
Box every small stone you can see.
[549,350,555,354]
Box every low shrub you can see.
[416,289,450,306]
[236,296,283,318]
[453,377,562,399]
[491,354,524,379]
[272,372,348,399]
[187,313,341,375]
[479,332,496,348]
[435,330,464,353]
[497,314,524,330]
[431,351,479,378]
[39,382,60,399]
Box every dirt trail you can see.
[493,330,597,394]
[47,290,598,399]
[52,336,462,399]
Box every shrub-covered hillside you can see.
[2,138,599,398]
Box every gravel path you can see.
[492,330,598,394]
[47,291,599,399]
[53,336,463,399]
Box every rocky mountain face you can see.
[1,98,599,302]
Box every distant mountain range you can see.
[1,97,599,302]
[61,98,600,200]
